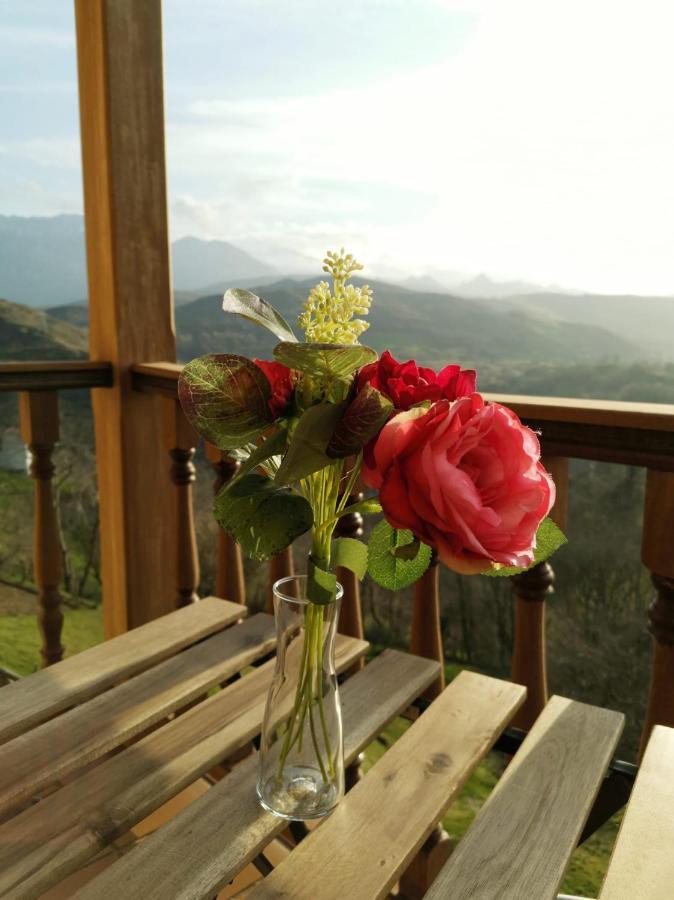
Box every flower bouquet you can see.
[178,249,565,820]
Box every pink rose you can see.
[357,350,476,411]
[363,395,555,574]
[253,359,296,419]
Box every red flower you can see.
[357,350,476,411]
[253,359,296,419]
[362,395,555,574]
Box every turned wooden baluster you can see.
[510,455,569,730]
[19,391,64,666]
[163,398,200,607]
[640,470,674,759]
[204,443,246,605]
[335,490,365,671]
[409,550,445,700]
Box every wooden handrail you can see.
[0,361,114,392]
[131,361,182,395]
[485,393,674,471]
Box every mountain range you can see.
[0,215,280,307]
[1,214,673,374]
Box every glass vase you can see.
[257,575,344,820]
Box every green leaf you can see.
[273,342,377,380]
[232,428,287,482]
[178,354,272,451]
[367,520,433,590]
[213,473,313,561]
[222,288,298,343]
[484,518,568,577]
[326,385,393,458]
[307,557,338,605]
[274,402,347,485]
[332,537,368,580]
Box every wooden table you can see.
[0,598,671,899]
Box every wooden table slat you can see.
[0,597,243,745]
[599,725,674,900]
[0,634,368,899]
[0,612,276,816]
[65,650,441,900]
[426,695,624,900]
[246,671,525,900]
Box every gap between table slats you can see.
[0,633,368,899]
[65,650,441,900]
[0,612,276,816]
[426,695,624,900]
[0,597,243,745]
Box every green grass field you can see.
[0,607,103,676]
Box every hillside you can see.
[494,292,674,361]
[175,277,641,369]
[0,298,88,361]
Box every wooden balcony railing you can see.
[2,357,674,762]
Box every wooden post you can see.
[510,455,568,729]
[335,491,365,670]
[164,399,200,607]
[19,392,64,666]
[640,470,674,758]
[409,552,445,701]
[75,0,176,635]
[204,444,245,605]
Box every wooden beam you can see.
[74,0,176,635]
[0,361,113,392]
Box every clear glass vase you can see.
[257,575,344,820]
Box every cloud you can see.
[165,0,674,292]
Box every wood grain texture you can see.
[244,671,525,900]
[75,0,176,635]
[0,596,241,745]
[68,649,439,900]
[600,725,674,899]
[0,635,368,899]
[426,695,624,900]
[0,613,276,816]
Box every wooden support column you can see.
[75,0,176,635]
[19,391,64,666]
[204,445,245,605]
[409,552,445,701]
[510,455,568,730]
[335,491,365,670]
[640,470,674,758]
[164,399,200,607]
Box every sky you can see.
[1,0,673,294]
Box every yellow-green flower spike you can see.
[299,249,372,344]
